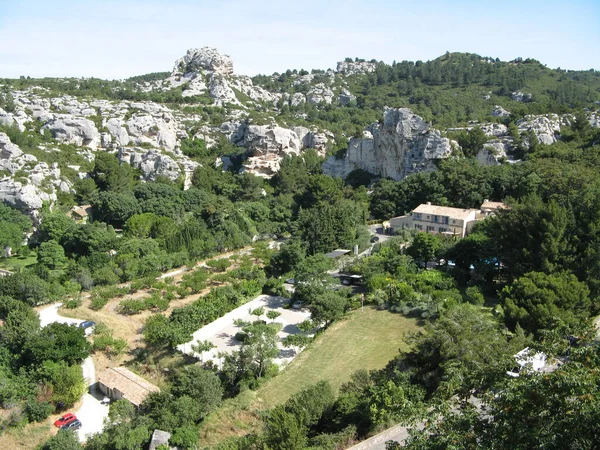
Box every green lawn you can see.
[256,306,421,407]
[0,254,37,271]
[199,307,421,447]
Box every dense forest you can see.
[0,50,599,449]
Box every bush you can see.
[64,298,82,309]
[118,299,146,315]
[262,278,289,297]
[206,258,232,272]
[25,398,53,422]
[90,296,109,311]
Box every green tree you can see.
[38,360,85,408]
[170,366,223,420]
[39,430,83,450]
[502,271,591,334]
[406,232,441,268]
[91,191,140,228]
[309,291,348,328]
[264,404,308,450]
[91,152,136,191]
[38,212,76,243]
[37,240,67,269]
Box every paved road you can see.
[347,422,424,449]
[38,303,110,442]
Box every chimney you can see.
[426,202,431,205]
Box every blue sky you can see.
[0,0,598,79]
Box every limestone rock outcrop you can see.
[492,105,511,117]
[516,114,565,145]
[173,47,234,76]
[306,84,334,105]
[336,61,377,75]
[40,115,100,148]
[323,108,455,180]
[118,148,199,188]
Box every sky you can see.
[0,0,598,80]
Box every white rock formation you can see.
[40,115,100,148]
[336,60,377,75]
[512,91,532,102]
[323,107,455,180]
[118,147,199,188]
[492,105,511,117]
[173,47,234,76]
[339,89,356,105]
[306,84,334,105]
[516,115,562,145]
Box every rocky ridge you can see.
[323,108,456,180]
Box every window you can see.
[415,224,423,230]
[433,215,439,223]
[443,216,449,224]
[427,225,435,232]
[414,213,422,220]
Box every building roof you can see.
[481,201,508,211]
[412,203,478,221]
[98,367,160,407]
[149,430,171,450]
[325,249,351,258]
[69,204,92,218]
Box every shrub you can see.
[206,258,232,272]
[118,299,146,315]
[90,296,109,311]
[25,399,53,422]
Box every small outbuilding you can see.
[68,204,92,223]
[149,429,172,450]
[98,367,160,408]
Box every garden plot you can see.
[177,295,311,367]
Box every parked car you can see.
[78,321,96,330]
[54,413,77,428]
[61,419,82,431]
[370,236,380,243]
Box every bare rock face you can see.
[336,60,377,75]
[492,105,511,117]
[173,47,234,76]
[323,107,455,180]
[517,115,563,145]
[40,115,100,148]
[118,148,199,188]
[306,84,334,105]
[237,125,301,178]
[339,89,356,105]
[0,133,59,213]
[512,91,532,102]
[477,141,510,166]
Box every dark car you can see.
[370,236,380,243]
[78,321,96,330]
[54,413,77,428]
[61,419,82,431]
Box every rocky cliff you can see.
[323,108,456,180]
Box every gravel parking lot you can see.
[177,295,311,367]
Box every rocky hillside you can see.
[0,48,599,215]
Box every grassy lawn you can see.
[257,306,420,406]
[0,422,55,450]
[0,254,37,271]
[199,306,420,447]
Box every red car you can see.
[54,413,77,428]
